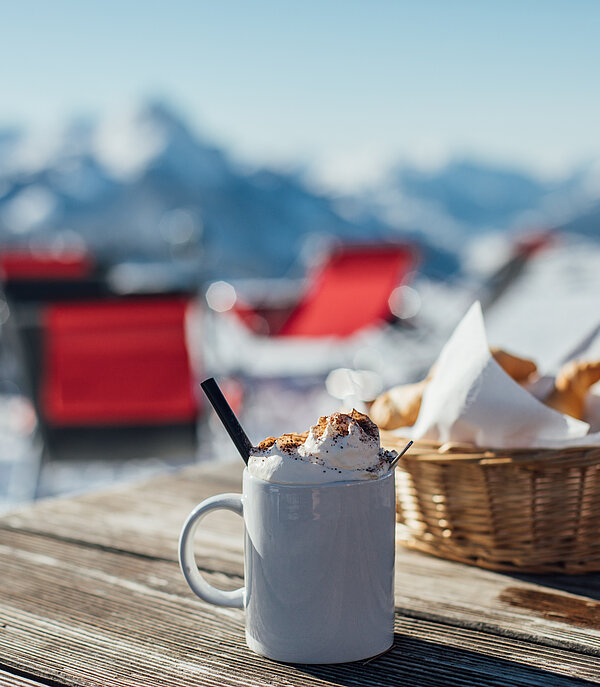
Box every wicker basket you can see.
[381,431,600,573]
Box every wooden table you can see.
[1,461,599,686]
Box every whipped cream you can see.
[248,410,397,484]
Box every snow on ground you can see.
[484,236,600,372]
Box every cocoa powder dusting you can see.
[255,436,277,452]
[276,432,309,453]
[312,416,331,440]
[349,409,379,441]
[255,410,379,454]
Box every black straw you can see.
[201,378,253,464]
[389,440,413,471]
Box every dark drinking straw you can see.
[200,378,253,464]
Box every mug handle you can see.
[178,493,244,609]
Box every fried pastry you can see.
[369,379,428,430]
[544,360,600,420]
[490,347,537,384]
[370,347,538,430]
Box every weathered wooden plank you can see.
[1,462,243,563]
[3,614,597,687]
[393,549,600,655]
[3,463,599,656]
[0,530,598,686]
[0,670,49,687]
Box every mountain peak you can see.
[138,100,191,134]
[89,100,230,186]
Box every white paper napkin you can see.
[405,302,598,448]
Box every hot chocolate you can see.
[248,409,397,484]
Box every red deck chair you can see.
[0,250,94,281]
[41,297,198,426]
[273,243,417,338]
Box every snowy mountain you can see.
[359,158,600,252]
[0,102,598,283]
[391,160,546,227]
[0,103,405,279]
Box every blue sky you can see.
[2,0,599,188]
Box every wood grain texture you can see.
[1,462,599,686]
[1,530,598,687]
[0,670,50,687]
[3,463,598,652]
[2,463,243,562]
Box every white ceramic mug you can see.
[179,468,396,664]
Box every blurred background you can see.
[1,0,599,509]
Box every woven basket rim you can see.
[379,430,600,466]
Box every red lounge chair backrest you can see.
[0,250,94,281]
[277,244,416,338]
[41,297,198,426]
